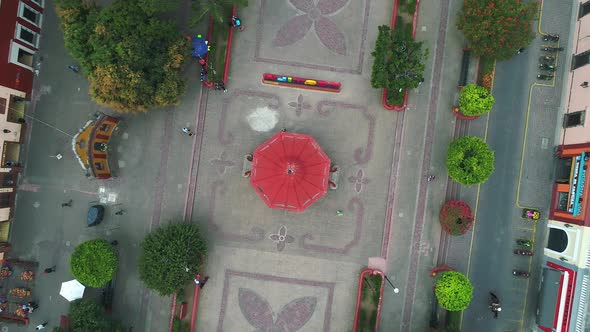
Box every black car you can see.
[87,205,105,227]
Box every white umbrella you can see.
[60,279,85,302]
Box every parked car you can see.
[87,205,105,227]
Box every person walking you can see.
[182,127,193,137]
[43,266,56,274]
[61,200,72,207]
[36,322,48,330]
[200,276,210,289]
[114,209,125,215]
[68,65,79,73]
[427,175,435,182]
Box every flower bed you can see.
[382,0,420,111]
[204,5,237,86]
[439,200,473,235]
[353,269,385,332]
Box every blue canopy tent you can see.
[192,35,209,58]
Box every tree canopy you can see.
[435,271,474,311]
[70,239,118,288]
[139,223,207,296]
[446,136,495,185]
[457,0,538,60]
[371,25,428,105]
[55,0,189,112]
[191,0,249,25]
[60,299,124,332]
[458,84,495,116]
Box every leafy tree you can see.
[458,84,494,116]
[446,136,495,185]
[371,25,428,105]
[70,239,118,288]
[191,0,249,25]
[136,0,181,14]
[457,0,538,60]
[67,299,124,332]
[435,271,473,311]
[55,0,189,112]
[139,223,207,296]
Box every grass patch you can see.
[206,21,230,83]
[357,274,382,332]
[172,318,190,332]
[446,310,462,332]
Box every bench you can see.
[458,49,471,89]
[328,164,340,190]
[243,154,253,177]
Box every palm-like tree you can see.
[191,0,248,25]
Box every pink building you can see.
[0,0,45,98]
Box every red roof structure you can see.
[250,132,331,212]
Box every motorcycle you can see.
[539,63,556,71]
[539,55,556,62]
[513,270,530,278]
[542,46,564,52]
[514,249,533,256]
[537,74,554,81]
[522,208,541,220]
[542,34,559,42]
[516,239,533,247]
[200,69,207,82]
[230,15,245,31]
[489,292,501,318]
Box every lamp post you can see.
[384,275,400,293]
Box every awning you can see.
[537,268,565,329]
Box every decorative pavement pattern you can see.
[218,270,334,332]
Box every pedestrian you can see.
[67,65,79,73]
[336,210,343,216]
[35,322,48,330]
[182,127,193,137]
[110,240,118,246]
[200,276,209,289]
[215,82,227,93]
[43,266,56,274]
[28,302,39,310]
[427,175,435,182]
[114,209,125,215]
[61,200,72,207]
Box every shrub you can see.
[440,201,473,235]
[70,239,118,288]
[458,84,494,116]
[446,136,495,185]
[371,25,428,105]
[481,72,494,91]
[435,271,473,311]
[457,0,538,61]
[139,223,207,296]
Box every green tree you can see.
[70,239,118,288]
[139,223,207,296]
[68,299,124,332]
[191,0,248,25]
[446,136,495,185]
[371,25,428,105]
[55,0,189,112]
[457,0,538,60]
[136,0,181,14]
[435,271,473,311]
[458,84,495,116]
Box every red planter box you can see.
[352,268,386,332]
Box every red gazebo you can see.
[250,132,331,212]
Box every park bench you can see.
[328,164,340,190]
[458,49,471,89]
[242,154,253,177]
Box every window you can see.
[557,192,569,211]
[546,228,568,253]
[563,111,585,127]
[16,24,39,48]
[9,41,35,69]
[573,50,590,70]
[580,1,590,18]
[18,2,42,27]
[0,98,5,115]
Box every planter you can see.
[439,200,473,235]
[451,106,479,120]
[353,268,385,332]
[382,0,421,111]
[204,5,237,86]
